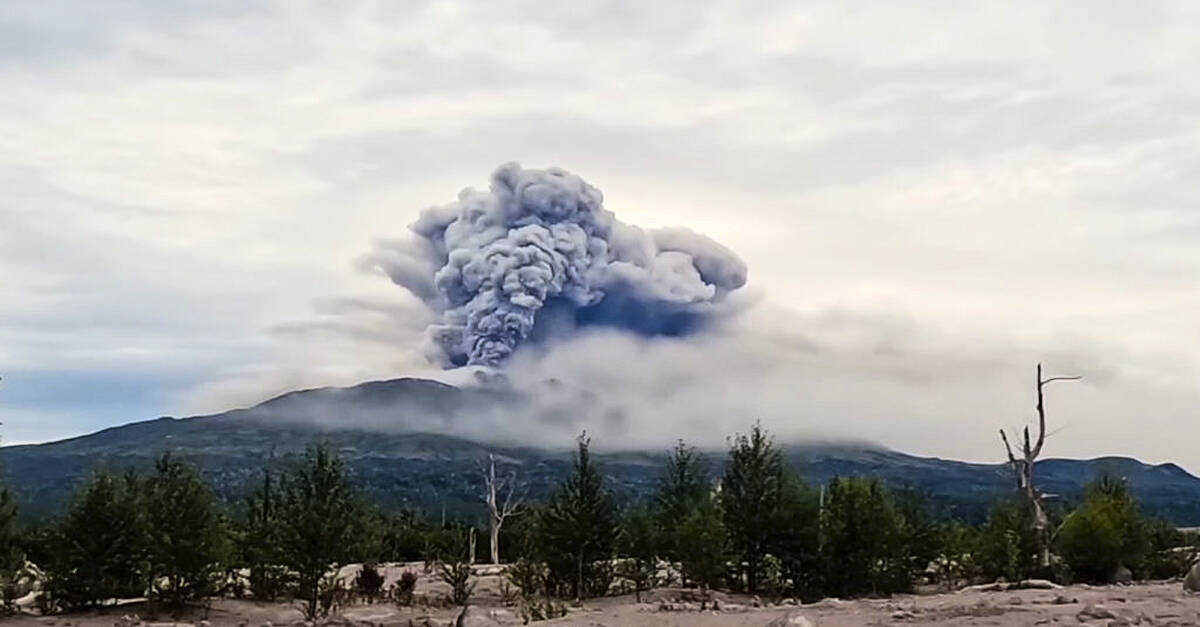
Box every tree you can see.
[241,464,288,601]
[1057,475,1150,583]
[43,470,147,610]
[0,482,24,612]
[675,496,727,600]
[277,442,364,619]
[820,477,911,597]
[998,363,1080,569]
[976,499,1040,583]
[616,507,659,602]
[539,433,618,599]
[654,440,711,558]
[482,453,524,565]
[768,473,821,600]
[720,422,785,593]
[144,452,230,614]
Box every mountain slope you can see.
[3,378,1199,524]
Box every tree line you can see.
[0,424,1196,620]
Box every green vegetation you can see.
[0,424,1193,617]
[276,442,368,620]
[143,452,230,614]
[538,434,619,599]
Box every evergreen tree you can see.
[675,495,727,597]
[144,452,230,613]
[0,483,24,612]
[43,470,147,610]
[654,440,710,556]
[616,507,659,602]
[768,473,821,600]
[540,433,618,599]
[720,422,785,593]
[820,476,912,597]
[241,465,288,601]
[277,442,363,619]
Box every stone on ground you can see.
[455,605,503,626]
[764,610,816,627]
[1185,562,1200,593]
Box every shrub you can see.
[439,560,475,606]
[1057,475,1150,583]
[506,558,547,600]
[356,563,385,602]
[389,570,418,606]
[976,500,1040,583]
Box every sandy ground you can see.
[5,565,1199,627]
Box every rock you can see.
[1079,604,1118,620]
[1009,596,1024,605]
[764,610,815,627]
[455,606,502,627]
[891,609,915,621]
[1113,565,1133,584]
[114,615,141,627]
[1051,595,1078,605]
[752,595,763,608]
[1185,562,1200,592]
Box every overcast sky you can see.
[1,2,1198,468]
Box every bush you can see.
[506,558,547,600]
[1057,475,1150,583]
[439,560,475,606]
[356,563,385,602]
[388,570,418,606]
[976,500,1040,583]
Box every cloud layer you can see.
[0,2,1197,468]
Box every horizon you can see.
[3,373,1198,479]
[2,2,1199,472]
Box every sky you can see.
[1,2,1198,468]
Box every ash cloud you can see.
[360,163,747,368]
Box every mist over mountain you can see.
[3,377,1199,526]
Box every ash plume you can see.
[361,163,748,367]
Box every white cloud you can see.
[1,1,1198,469]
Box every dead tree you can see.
[482,453,525,565]
[999,363,1080,569]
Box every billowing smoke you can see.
[361,163,748,367]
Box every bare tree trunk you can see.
[469,527,477,565]
[482,453,524,565]
[487,454,500,564]
[999,363,1080,571]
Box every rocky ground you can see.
[5,565,1200,627]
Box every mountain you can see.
[3,377,1200,524]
